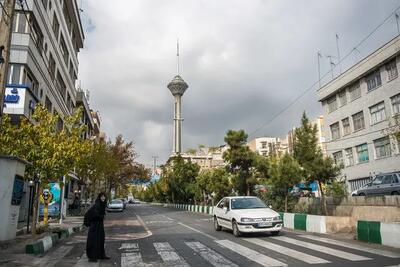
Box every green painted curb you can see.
[294,213,307,231]
[357,221,369,242]
[368,221,382,244]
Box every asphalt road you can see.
[25,203,400,267]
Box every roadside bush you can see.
[257,189,298,212]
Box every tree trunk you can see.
[318,180,328,215]
[284,194,288,212]
[32,185,40,235]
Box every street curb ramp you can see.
[25,225,85,254]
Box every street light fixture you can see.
[26,180,34,233]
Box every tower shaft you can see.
[173,95,182,154]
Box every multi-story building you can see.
[248,137,286,157]
[182,145,227,171]
[317,36,400,193]
[3,0,84,124]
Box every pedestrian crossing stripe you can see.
[271,236,372,261]
[243,238,330,264]
[62,235,394,267]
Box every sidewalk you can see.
[0,216,84,265]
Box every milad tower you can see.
[167,41,188,155]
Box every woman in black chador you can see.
[85,192,110,262]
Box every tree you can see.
[293,112,343,215]
[0,105,89,232]
[223,129,256,195]
[268,154,302,212]
[195,168,233,205]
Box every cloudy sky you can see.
[78,0,400,167]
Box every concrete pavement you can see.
[4,203,400,266]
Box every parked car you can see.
[213,196,283,237]
[119,198,127,209]
[106,199,124,212]
[351,172,400,196]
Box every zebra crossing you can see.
[38,234,400,267]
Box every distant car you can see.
[352,172,400,196]
[106,199,124,212]
[213,196,283,237]
[289,186,313,197]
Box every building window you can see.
[56,71,66,99]
[386,59,398,81]
[45,96,52,111]
[13,12,28,33]
[60,34,69,65]
[41,0,48,10]
[391,93,400,114]
[369,102,386,125]
[261,142,267,149]
[22,67,38,96]
[356,143,369,163]
[352,111,365,131]
[345,148,354,166]
[332,151,343,166]
[338,90,347,107]
[366,69,382,91]
[330,122,340,140]
[342,118,351,136]
[327,95,337,113]
[48,53,56,80]
[52,13,60,39]
[374,136,391,159]
[8,64,22,84]
[349,82,361,101]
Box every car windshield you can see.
[372,176,383,185]
[111,200,122,204]
[231,198,267,209]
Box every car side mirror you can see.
[223,206,228,212]
[268,205,272,209]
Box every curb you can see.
[25,225,85,254]
[357,220,400,248]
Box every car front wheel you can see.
[214,217,222,231]
[232,221,241,237]
[271,231,280,236]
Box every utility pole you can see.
[0,0,16,123]
[335,33,342,74]
[152,156,158,175]
[317,51,322,89]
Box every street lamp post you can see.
[26,180,34,233]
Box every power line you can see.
[0,1,11,19]
[247,4,400,139]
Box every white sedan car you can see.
[106,199,124,212]
[213,196,282,237]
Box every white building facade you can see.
[317,36,400,193]
[3,0,84,123]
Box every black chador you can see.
[85,192,110,262]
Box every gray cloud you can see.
[78,0,400,167]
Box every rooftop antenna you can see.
[317,51,322,89]
[335,33,342,74]
[176,38,180,75]
[326,55,336,80]
[396,13,400,35]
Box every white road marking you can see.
[177,222,217,240]
[215,239,287,267]
[300,235,400,258]
[186,241,239,267]
[120,243,147,267]
[34,245,74,267]
[153,242,189,267]
[271,236,371,261]
[244,238,330,264]
[74,252,99,267]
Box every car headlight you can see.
[272,216,281,221]
[241,218,255,222]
